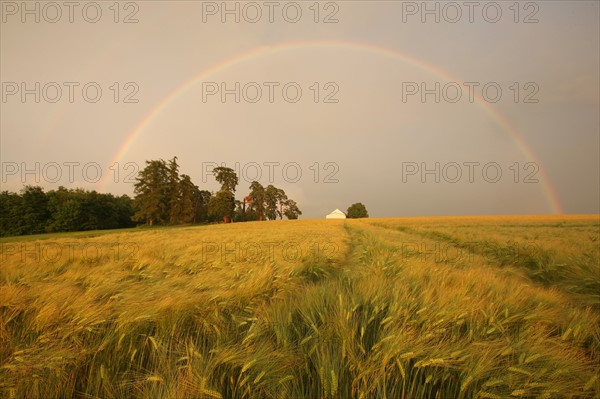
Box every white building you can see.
[326,209,346,219]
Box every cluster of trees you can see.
[131,157,212,225]
[132,157,301,225]
[237,181,301,222]
[0,186,134,236]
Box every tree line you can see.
[0,156,302,237]
[0,186,134,236]
[132,157,301,225]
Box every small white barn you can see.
[326,209,346,219]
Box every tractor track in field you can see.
[359,220,600,310]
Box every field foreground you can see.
[1,215,599,398]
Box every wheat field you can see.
[1,216,599,398]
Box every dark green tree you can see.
[210,166,238,223]
[265,185,287,220]
[249,181,266,221]
[179,174,198,224]
[282,199,302,220]
[167,157,181,224]
[208,190,235,223]
[194,190,212,223]
[132,159,169,225]
[213,166,239,193]
[347,202,369,218]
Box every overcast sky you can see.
[1,1,598,218]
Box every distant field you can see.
[1,215,599,398]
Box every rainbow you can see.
[100,39,561,213]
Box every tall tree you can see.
[213,166,239,193]
[179,174,198,224]
[265,185,287,220]
[167,157,181,224]
[132,159,169,225]
[249,181,266,221]
[210,166,238,223]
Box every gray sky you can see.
[1,1,598,218]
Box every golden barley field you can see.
[1,215,599,398]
